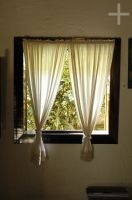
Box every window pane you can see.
[45,58,81,130]
[95,77,110,131]
[24,55,109,132]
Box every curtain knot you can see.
[36,128,42,135]
[31,129,46,167]
[86,135,92,140]
[81,135,93,161]
[82,133,92,142]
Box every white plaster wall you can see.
[0,0,132,199]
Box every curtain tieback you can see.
[82,134,92,142]
[81,134,93,161]
[31,129,46,166]
[36,128,42,134]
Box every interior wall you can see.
[0,0,132,200]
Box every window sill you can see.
[15,130,118,144]
[43,131,83,144]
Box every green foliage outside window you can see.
[45,59,81,130]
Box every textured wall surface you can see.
[0,0,132,199]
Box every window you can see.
[14,37,121,144]
[24,52,109,132]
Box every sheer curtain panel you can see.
[23,40,67,166]
[69,40,115,161]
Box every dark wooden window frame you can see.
[128,38,132,88]
[14,37,121,144]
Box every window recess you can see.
[14,37,121,144]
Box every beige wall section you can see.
[0,0,132,199]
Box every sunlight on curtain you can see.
[23,40,67,166]
[69,40,115,161]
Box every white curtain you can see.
[23,40,67,166]
[69,40,115,161]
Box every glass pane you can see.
[24,55,110,132]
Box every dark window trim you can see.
[14,37,121,144]
[128,38,132,88]
[42,130,117,144]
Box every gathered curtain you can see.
[69,40,115,161]
[23,40,67,166]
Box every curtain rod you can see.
[21,36,120,41]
